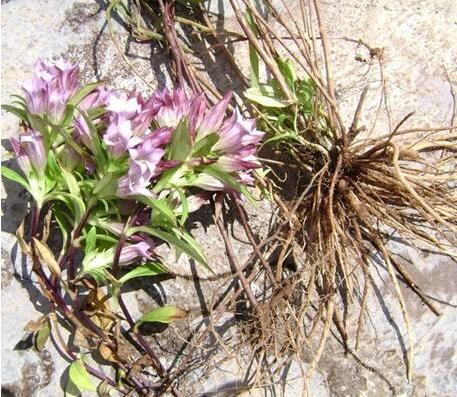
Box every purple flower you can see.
[82,241,153,274]
[214,109,264,175]
[117,127,173,198]
[192,173,227,192]
[185,193,210,213]
[119,242,152,265]
[103,92,156,157]
[22,59,79,123]
[10,129,47,177]
[214,109,263,153]
[74,87,113,152]
[195,92,232,139]
[117,160,156,198]
[152,88,191,128]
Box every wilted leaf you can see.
[16,220,31,256]
[32,238,61,278]
[98,342,119,363]
[34,319,51,352]
[24,316,47,332]
[41,208,53,243]
[97,381,113,397]
[14,333,34,351]
[73,328,97,350]
[137,305,187,327]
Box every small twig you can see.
[214,195,259,310]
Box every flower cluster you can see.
[22,59,79,124]
[4,59,264,281]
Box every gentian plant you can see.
[2,59,263,395]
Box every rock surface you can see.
[1,0,456,396]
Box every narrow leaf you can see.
[60,167,80,196]
[167,119,191,161]
[33,238,61,278]
[175,187,189,225]
[68,81,104,107]
[1,104,28,122]
[245,87,289,108]
[137,306,187,326]
[119,262,167,284]
[152,165,185,193]
[1,166,30,191]
[200,164,241,192]
[85,226,97,255]
[128,226,208,268]
[147,198,177,226]
[191,133,219,157]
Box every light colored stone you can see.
[1,0,456,396]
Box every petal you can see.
[196,91,232,139]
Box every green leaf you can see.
[191,133,219,157]
[46,192,86,225]
[34,319,51,352]
[60,167,80,196]
[137,306,187,326]
[61,105,76,127]
[85,226,97,255]
[245,86,289,108]
[80,111,106,168]
[178,229,209,267]
[28,114,50,137]
[277,58,297,91]
[46,151,61,179]
[152,165,185,193]
[147,198,177,226]
[167,119,191,161]
[175,187,189,225]
[200,164,241,192]
[53,207,69,258]
[68,81,104,107]
[1,166,30,191]
[1,104,28,122]
[119,262,168,284]
[128,226,209,268]
[66,359,95,396]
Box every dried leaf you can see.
[73,328,97,350]
[24,316,47,332]
[97,381,113,397]
[14,333,34,351]
[41,207,53,243]
[15,220,31,256]
[98,342,119,363]
[32,238,61,277]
